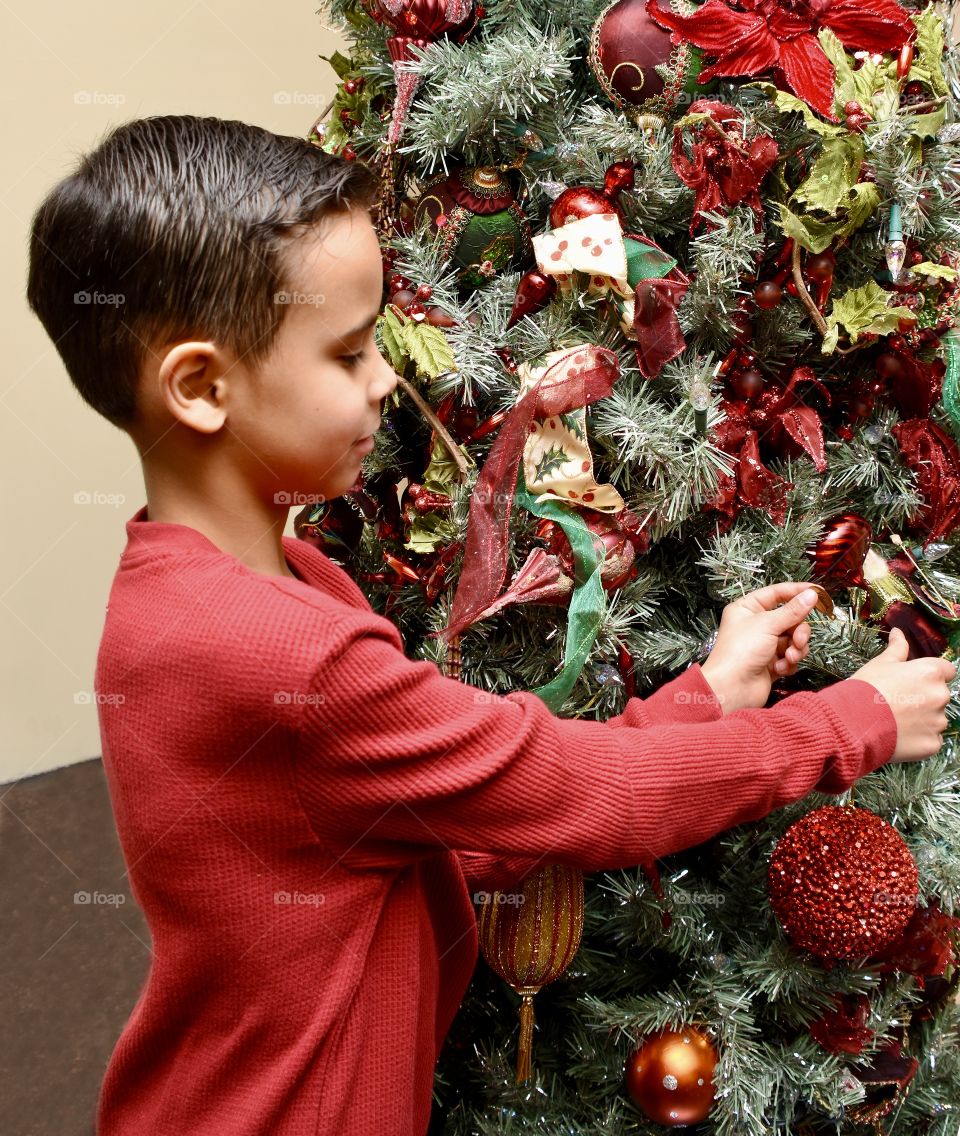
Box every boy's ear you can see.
[155,341,230,434]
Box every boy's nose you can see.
[375,351,399,400]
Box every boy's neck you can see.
[143,483,296,580]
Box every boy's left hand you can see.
[699,583,821,715]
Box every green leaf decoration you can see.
[777,203,844,253]
[793,136,864,214]
[320,51,353,80]
[910,261,958,280]
[912,6,948,99]
[403,512,458,554]
[422,434,474,492]
[870,76,902,124]
[817,28,858,116]
[778,181,879,252]
[751,83,843,137]
[534,443,570,482]
[401,321,457,379]
[909,107,947,140]
[673,111,722,132]
[842,180,882,234]
[377,307,408,373]
[823,280,915,353]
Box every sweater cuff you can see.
[641,662,725,724]
[809,678,898,793]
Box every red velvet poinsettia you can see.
[646,0,915,119]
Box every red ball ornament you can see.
[548,161,635,229]
[731,366,764,401]
[806,252,836,282]
[730,310,754,347]
[425,306,457,328]
[810,512,873,590]
[875,352,905,381]
[588,0,701,116]
[543,513,637,592]
[625,1025,718,1127]
[768,806,919,960]
[390,288,416,310]
[754,280,783,310]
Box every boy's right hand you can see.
[851,627,956,761]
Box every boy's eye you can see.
[340,351,364,368]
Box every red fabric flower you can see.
[647,0,914,119]
[672,100,779,231]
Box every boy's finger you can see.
[740,581,813,613]
[765,587,820,634]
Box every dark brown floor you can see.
[0,758,150,1136]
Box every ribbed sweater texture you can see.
[93,506,898,1134]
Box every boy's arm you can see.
[290,615,897,872]
[453,665,723,892]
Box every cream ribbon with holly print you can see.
[517,347,624,513]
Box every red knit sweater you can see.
[94,506,897,1135]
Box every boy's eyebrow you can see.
[339,307,382,342]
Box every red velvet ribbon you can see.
[439,346,620,642]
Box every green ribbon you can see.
[941,328,960,436]
[514,470,607,712]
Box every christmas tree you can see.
[306,1,960,1131]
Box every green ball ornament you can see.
[411,166,532,292]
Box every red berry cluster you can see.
[843,100,873,134]
[386,273,456,327]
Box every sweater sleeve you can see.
[451,666,725,892]
[290,614,898,872]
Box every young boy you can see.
[27,117,954,1136]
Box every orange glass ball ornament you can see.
[625,1025,718,1126]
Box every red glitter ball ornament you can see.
[768,806,919,960]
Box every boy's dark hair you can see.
[26,116,378,428]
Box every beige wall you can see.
[3,1,347,783]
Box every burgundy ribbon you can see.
[439,345,621,642]
[891,417,960,545]
[632,272,690,379]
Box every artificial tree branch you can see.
[791,241,829,337]
[394,370,471,480]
